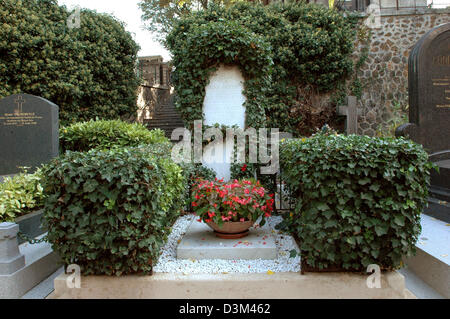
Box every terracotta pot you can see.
[206,220,254,239]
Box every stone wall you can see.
[357,9,450,136]
[136,55,172,123]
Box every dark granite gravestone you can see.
[396,23,450,222]
[0,94,59,176]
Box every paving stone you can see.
[177,219,277,260]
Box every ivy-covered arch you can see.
[166,19,273,130]
[166,2,360,136]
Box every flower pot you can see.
[206,220,254,239]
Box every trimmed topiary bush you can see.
[60,120,169,152]
[41,146,185,275]
[279,133,434,271]
[0,0,140,124]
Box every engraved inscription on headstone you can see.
[0,94,59,175]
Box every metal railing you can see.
[336,0,429,12]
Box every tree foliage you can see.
[166,2,360,136]
[0,0,140,125]
[139,0,261,41]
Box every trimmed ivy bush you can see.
[0,0,140,124]
[166,2,359,135]
[279,133,433,271]
[41,146,185,275]
[60,120,169,152]
[0,169,44,222]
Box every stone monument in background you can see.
[0,93,59,176]
[396,23,450,222]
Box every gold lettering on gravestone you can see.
[0,96,43,126]
[433,55,450,66]
[432,77,450,109]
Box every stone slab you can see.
[0,93,59,175]
[403,214,450,298]
[396,23,450,154]
[202,65,246,181]
[177,220,277,260]
[0,235,61,298]
[49,271,413,299]
[398,267,444,299]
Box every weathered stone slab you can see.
[0,94,59,175]
[202,65,246,181]
[49,271,413,299]
[177,220,277,260]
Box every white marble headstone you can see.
[202,65,246,181]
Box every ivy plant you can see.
[279,132,434,271]
[41,146,185,275]
[166,2,360,136]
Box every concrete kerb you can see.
[50,270,414,299]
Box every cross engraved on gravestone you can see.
[14,95,25,114]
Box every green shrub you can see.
[166,2,360,135]
[0,0,140,124]
[0,169,44,222]
[41,146,185,275]
[60,120,169,152]
[178,163,216,210]
[279,133,433,271]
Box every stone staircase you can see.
[144,94,185,138]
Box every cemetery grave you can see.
[396,23,450,298]
[1,1,449,301]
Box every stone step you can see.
[177,220,278,260]
[0,233,61,298]
[51,271,412,299]
[402,214,450,298]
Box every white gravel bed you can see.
[153,214,301,274]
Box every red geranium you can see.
[192,179,273,227]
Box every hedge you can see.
[166,2,360,135]
[41,146,185,275]
[279,133,433,271]
[60,120,169,152]
[0,0,140,124]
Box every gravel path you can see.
[153,214,301,274]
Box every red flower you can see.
[241,164,247,172]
